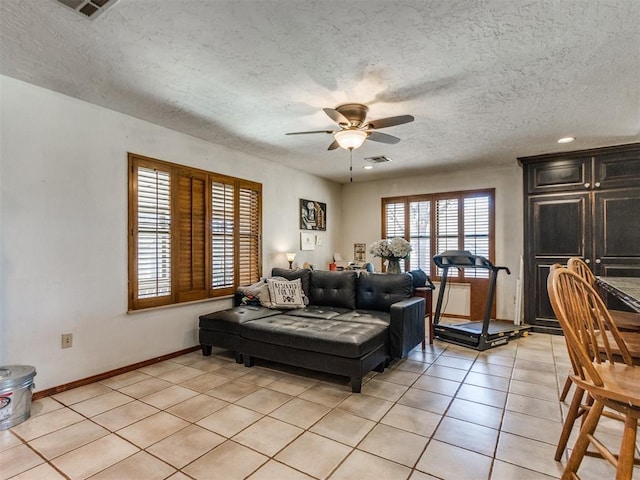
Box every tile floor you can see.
[2,332,639,479]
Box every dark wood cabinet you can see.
[519,143,640,333]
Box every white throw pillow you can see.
[266,278,305,309]
[237,279,273,308]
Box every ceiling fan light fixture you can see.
[557,136,576,144]
[335,129,367,150]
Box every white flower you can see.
[369,237,412,260]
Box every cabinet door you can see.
[594,149,640,190]
[524,193,590,330]
[526,158,591,194]
[593,187,640,276]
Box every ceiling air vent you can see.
[54,0,119,20]
[364,156,392,164]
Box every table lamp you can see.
[286,252,296,270]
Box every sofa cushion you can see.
[356,272,413,312]
[240,314,386,358]
[285,305,350,320]
[271,268,311,296]
[308,270,357,309]
[199,306,280,334]
[267,277,305,309]
[332,310,390,327]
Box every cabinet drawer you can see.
[526,158,591,193]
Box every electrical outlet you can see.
[61,333,73,348]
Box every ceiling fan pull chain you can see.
[349,148,353,183]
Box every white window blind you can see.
[384,201,405,238]
[136,166,171,299]
[211,181,235,289]
[464,195,490,278]
[409,200,430,271]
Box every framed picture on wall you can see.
[300,199,326,231]
[300,232,315,250]
[354,243,366,262]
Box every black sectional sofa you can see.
[199,268,426,392]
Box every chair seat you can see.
[571,365,640,407]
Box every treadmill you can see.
[432,250,530,351]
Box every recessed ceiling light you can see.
[363,165,373,170]
[557,136,576,144]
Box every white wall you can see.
[341,164,524,321]
[0,76,341,390]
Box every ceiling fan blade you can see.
[323,108,350,126]
[367,115,415,130]
[328,139,340,150]
[367,131,401,144]
[286,130,334,135]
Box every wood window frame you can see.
[382,188,495,282]
[128,153,262,311]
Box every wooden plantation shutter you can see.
[435,198,459,276]
[176,171,209,301]
[383,200,406,239]
[463,195,491,278]
[409,200,430,271]
[238,183,261,286]
[130,161,172,309]
[211,179,235,295]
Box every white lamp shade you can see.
[285,252,296,262]
[335,129,367,150]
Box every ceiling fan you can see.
[286,103,415,151]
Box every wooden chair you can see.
[547,267,640,479]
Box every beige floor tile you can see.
[456,383,507,408]
[476,353,516,367]
[358,423,428,467]
[423,364,468,382]
[29,419,109,459]
[10,407,85,441]
[233,416,303,456]
[51,383,112,406]
[310,409,375,447]
[374,368,421,386]
[441,345,479,360]
[505,393,562,422]
[140,384,199,410]
[166,472,194,480]
[187,357,233,372]
[338,393,394,421]
[275,432,351,479]
[463,371,510,391]
[247,459,314,479]
[28,397,64,418]
[514,358,557,374]
[147,424,224,468]
[412,375,460,396]
[214,362,252,380]
[298,383,351,408]
[179,372,230,392]
[166,393,228,423]
[398,387,452,415]
[433,355,474,370]
[360,378,409,401]
[0,429,22,453]
[183,440,268,480]
[157,366,204,384]
[406,350,440,364]
[446,398,504,429]
[509,378,560,402]
[117,411,189,448]
[0,444,44,479]
[6,462,66,480]
[330,449,411,480]
[236,368,282,387]
[267,374,318,396]
[470,362,513,378]
[197,404,263,437]
[117,377,173,399]
[171,351,206,365]
[495,432,564,478]
[490,460,558,480]
[417,439,492,480]
[409,471,441,480]
[51,433,139,480]
[269,397,331,429]
[98,370,151,390]
[69,391,133,417]
[433,416,499,456]
[91,400,159,431]
[392,359,430,374]
[235,388,293,414]
[137,360,183,377]
[501,410,563,445]
[206,379,260,402]
[90,450,176,479]
[380,403,441,437]
[511,368,558,387]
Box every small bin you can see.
[0,365,37,430]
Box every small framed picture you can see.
[300,232,315,250]
[354,243,366,262]
[315,235,324,247]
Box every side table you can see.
[414,287,434,347]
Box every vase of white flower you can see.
[369,238,412,273]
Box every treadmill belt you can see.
[443,321,524,335]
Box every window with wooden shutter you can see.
[380,189,494,280]
[128,153,262,310]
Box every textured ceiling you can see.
[1,0,639,183]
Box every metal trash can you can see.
[0,365,37,430]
